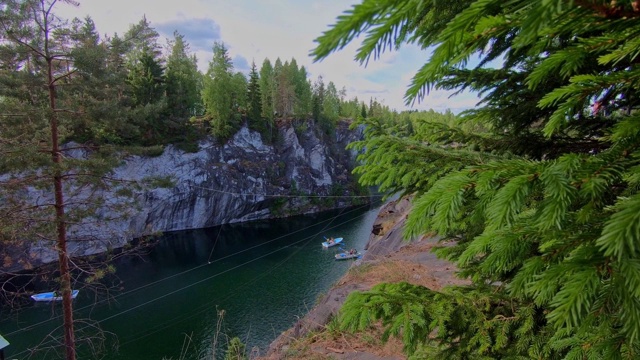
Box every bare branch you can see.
[52,69,77,84]
[2,31,47,58]
[50,53,73,59]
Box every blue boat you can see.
[335,251,361,260]
[31,290,79,302]
[322,237,343,248]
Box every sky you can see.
[57,0,482,114]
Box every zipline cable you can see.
[190,184,385,199]
[3,203,370,338]
[4,202,378,340]
[97,205,353,325]
[118,204,353,347]
[8,203,372,359]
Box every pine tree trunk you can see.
[47,54,76,360]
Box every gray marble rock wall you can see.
[21,120,365,268]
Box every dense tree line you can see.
[2,2,392,150]
[314,0,640,359]
[201,43,389,142]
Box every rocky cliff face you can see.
[11,120,366,269]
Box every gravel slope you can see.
[262,197,468,360]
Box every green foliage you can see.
[257,58,277,143]
[122,145,165,157]
[259,58,276,121]
[312,75,325,123]
[124,15,163,61]
[202,42,242,141]
[269,197,288,217]
[272,57,313,120]
[0,3,143,358]
[142,176,176,189]
[224,337,247,360]
[294,65,313,118]
[165,31,202,122]
[311,75,340,136]
[315,0,640,358]
[247,61,263,130]
[341,282,543,358]
[127,46,165,106]
[323,81,340,123]
[293,119,308,136]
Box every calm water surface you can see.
[0,203,381,360]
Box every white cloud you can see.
[57,0,476,113]
[155,18,222,52]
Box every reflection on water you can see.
[0,203,381,360]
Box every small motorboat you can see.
[31,290,79,302]
[322,237,343,248]
[335,251,361,260]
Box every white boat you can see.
[322,237,343,248]
[335,251,361,260]
[31,290,79,302]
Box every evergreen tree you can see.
[337,85,348,116]
[313,0,640,358]
[126,46,165,106]
[293,64,312,118]
[231,71,248,119]
[165,31,201,121]
[367,97,386,119]
[272,57,287,116]
[105,33,128,76]
[103,33,130,106]
[337,95,361,119]
[125,45,167,144]
[312,75,337,136]
[66,16,130,144]
[311,75,325,123]
[259,58,275,122]
[274,59,295,117]
[69,16,100,51]
[246,61,263,132]
[123,15,163,62]
[340,95,361,119]
[0,1,130,358]
[323,80,340,122]
[122,16,167,144]
[202,42,239,140]
[0,4,81,357]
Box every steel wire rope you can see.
[190,184,386,199]
[206,222,224,263]
[2,203,375,339]
[116,204,357,348]
[113,205,351,341]
[7,204,371,360]
[9,239,307,360]
[93,204,351,327]
[4,201,381,357]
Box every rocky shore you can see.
[262,197,468,360]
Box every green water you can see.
[0,204,381,359]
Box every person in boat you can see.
[328,237,334,244]
[349,249,356,255]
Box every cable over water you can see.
[3,203,382,360]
